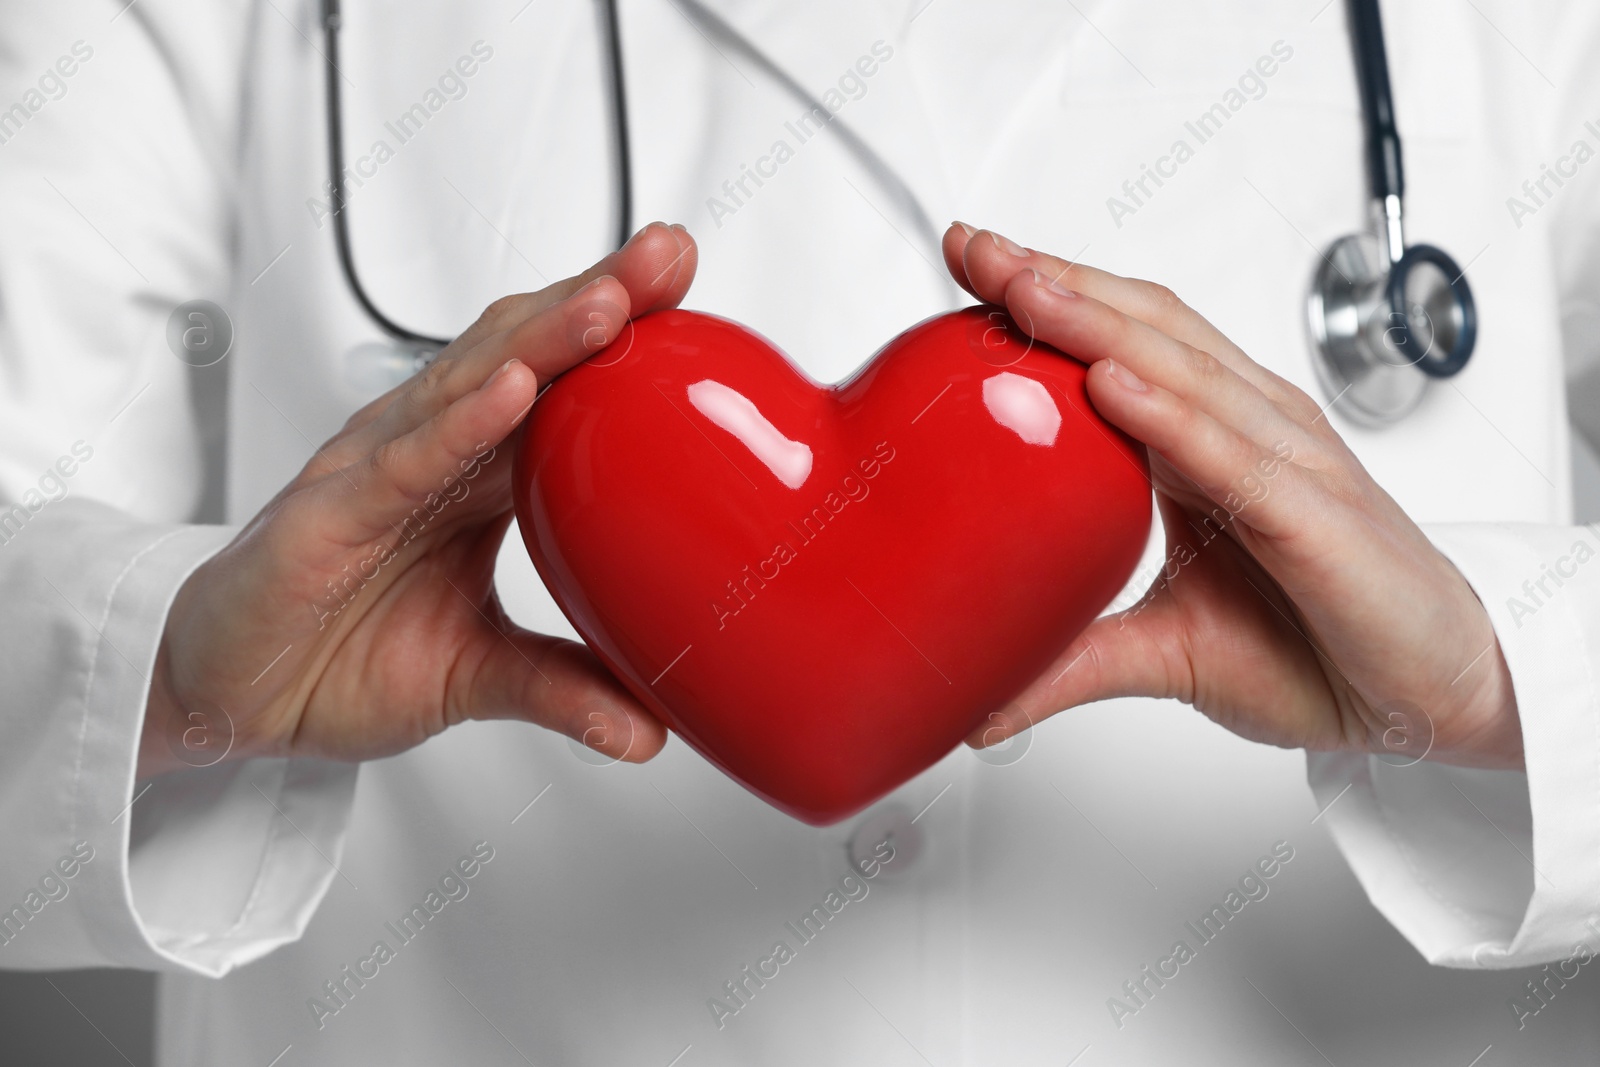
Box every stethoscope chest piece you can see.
[1307,0,1479,427]
[1308,232,1424,424]
[1307,231,1477,427]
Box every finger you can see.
[970,493,1337,751]
[966,606,1191,747]
[493,274,634,380]
[430,513,668,762]
[962,229,1310,409]
[1083,350,1311,542]
[450,221,697,354]
[323,356,541,543]
[942,221,980,298]
[1004,269,1306,451]
[333,223,698,444]
[360,221,699,451]
[332,275,631,468]
[962,228,1222,351]
[463,625,669,762]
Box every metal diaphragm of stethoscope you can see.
[1307,0,1477,425]
[321,0,1477,426]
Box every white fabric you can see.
[2,0,1600,1063]
[1311,522,1600,969]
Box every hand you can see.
[138,223,700,779]
[945,224,1523,770]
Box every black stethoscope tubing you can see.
[319,0,632,351]
[1344,0,1476,379]
[319,0,1475,393]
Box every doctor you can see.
[3,0,1599,1064]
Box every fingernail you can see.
[624,222,668,248]
[988,230,1028,258]
[1105,359,1149,393]
[1030,268,1075,299]
[575,274,617,296]
[568,280,626,353]
[952,220,977,237]
[483,358,521,390]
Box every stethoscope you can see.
[320,0,631,382]
[321,0,1477,426]
[1308,0,1477,425]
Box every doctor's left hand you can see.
[137,223,699,779]
[945,225,1523,772]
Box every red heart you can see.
[513,307,1151,825]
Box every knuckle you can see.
[286,457,329,492]
[1181,343,1225,382]
[367,437,406,487]
[478,294,531,332]
[418,354,455,394]
[1153,393,1202,445]
[295,435,356,486]
[339,396,385,435]
[403,356,457,413]
[1316,464,1370,509]
[1259,373,1323,425]
[1282,389,1324,426]
[428,406,476,465]
[1142,282,1186,320]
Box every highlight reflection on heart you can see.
[514,306,1152,824]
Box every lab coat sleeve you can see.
[1306,5,1600,971]
[1308,524,1600,969]
[1547,8,1600,457]
[0,0,356,975]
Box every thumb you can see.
[965,601,1191,749]
[459,622,670,763]
[440,514,669,763]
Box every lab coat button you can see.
[847,802,923,877]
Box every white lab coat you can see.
[3,0,1600,1063]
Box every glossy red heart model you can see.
[513,306,1151,825]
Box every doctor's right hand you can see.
[137,223,699,780]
